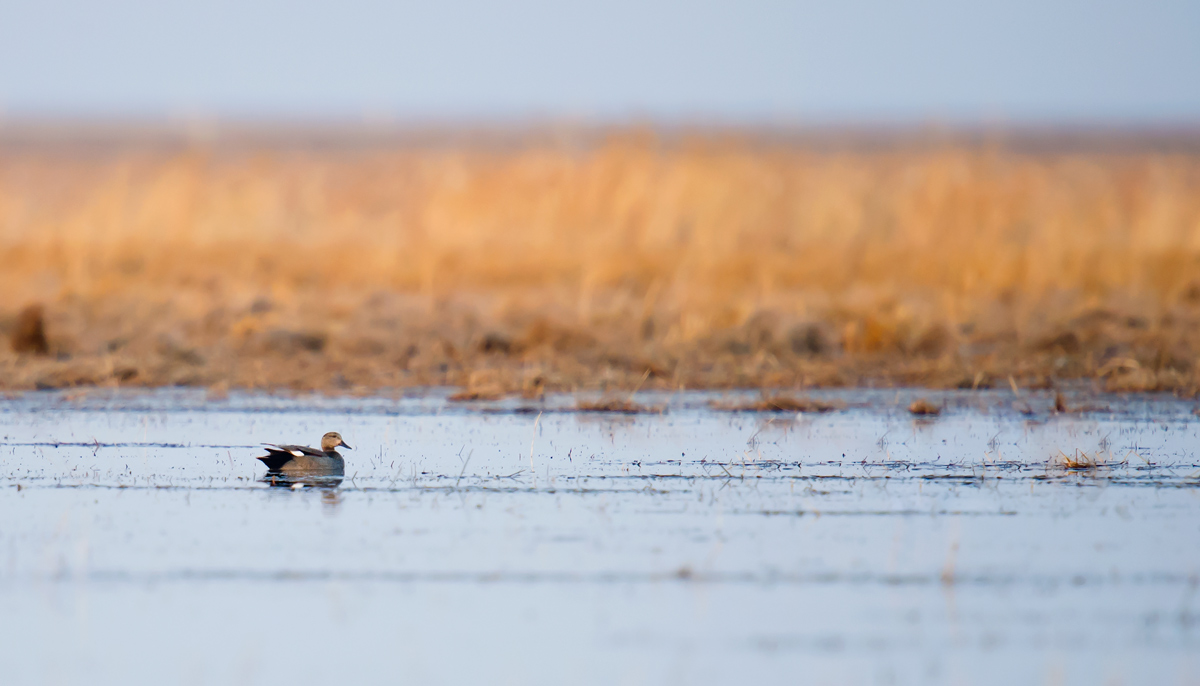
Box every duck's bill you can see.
[341,442,353,450]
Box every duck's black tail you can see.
[257,450,294,471]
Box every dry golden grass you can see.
[1052,449,1126,471]
[573,398,660,414]
[711,394,844,413]
[907,398,942,416]
[2,127,1200,395]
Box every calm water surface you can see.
[1,389,1198,685]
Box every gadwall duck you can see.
[257,431,351,474]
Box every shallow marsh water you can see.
[1,389,1199,685]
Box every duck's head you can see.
[321,431,352,452]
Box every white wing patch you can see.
[290,449,303,457]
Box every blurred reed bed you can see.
[1,130,1199,395]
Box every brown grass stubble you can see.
[2,132,1200,398]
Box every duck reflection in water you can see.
[256,431,350,492]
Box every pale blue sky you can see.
[0,0,1197,122]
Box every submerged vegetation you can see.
[2,127,1200,395]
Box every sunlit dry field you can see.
[2,126,1200,395]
